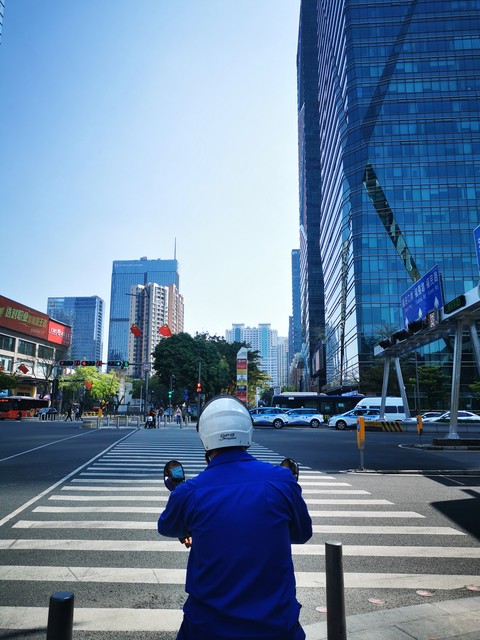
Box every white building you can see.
[225,323,288,388]
[127,283,184,378]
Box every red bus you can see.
[0,396,50,420]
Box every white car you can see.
[249,407,287,428]
[328,408,380,430]
[422,410,480,422]
[284,408,324,428]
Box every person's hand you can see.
[179,536,192,548]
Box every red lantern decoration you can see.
[130,323,141,337]
[158,323,172,337]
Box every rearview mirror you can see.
[280,458,299,481]
[163,460,186,492]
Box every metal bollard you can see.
[46,591,74,640]
[325,541,347,640]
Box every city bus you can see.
[271,392,364,420]
[0,396,50,419]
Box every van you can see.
[354,397,406,421]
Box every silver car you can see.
[249,407,287,428]
[328,408,380,430]
[284,408,324,428]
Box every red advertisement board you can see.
[0,296,49,340]
[47,320,72,346]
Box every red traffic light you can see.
[196,382,202,394]
[81,360,96,366]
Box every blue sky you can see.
[0,1,301,340]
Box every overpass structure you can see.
[373,285,480,439]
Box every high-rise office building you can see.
[127,282,184,377]
[47,296,103,361]
[107,257,180,362]
[297,0,325,389]
[226,323,287,388]
[298,0,480,391]
[289,249,302,362]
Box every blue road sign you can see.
[401,265,443,328]
[474,225,480,274]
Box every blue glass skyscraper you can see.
[47,296,104,361]
[107,257,180,362]
[298,0,480,391]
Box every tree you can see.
[0,370,20,393]
[152,333,269,405]
[59,367,119,410]
[408,366,449,409]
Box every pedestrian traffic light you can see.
[168,390,173,399]
[196,382,202,394]
[80,360,96,366]
[59,360,74,366]
[121,361,129,369]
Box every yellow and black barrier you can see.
[365,420,403,432]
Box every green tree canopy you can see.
[0,370,20,393]
[152,333,269,405]
[59,367,119,409]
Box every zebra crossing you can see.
[0,426,479,637]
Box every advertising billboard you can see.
[0,296,49,340]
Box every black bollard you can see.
[46,591,74,640]
[325,541,347,640]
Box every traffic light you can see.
[107,360,122,367]
[168,390,173,399]
[121,361,129,369]
[196,382,202,394]
[59,360,74,366]
[95,361,103,367]
[80,360,96,366]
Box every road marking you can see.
[32,506,424,518]
[312,525,465,535]
[12,521,464,534]
[0,431,136,529]
[1,539,478,557]
[0,431,96,463]
[0,565,476,590]
[0,606,183,631]
[48,494,392,505]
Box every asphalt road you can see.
[0,420,479,639]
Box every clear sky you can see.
[0,1,301,341]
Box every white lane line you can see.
[2,539,479,557]
[307,511,424,518]
[48,495,392,505]
[0,566,476,590]
[61,486,165,491]
[71,479,163,483]
[0,431,97,463]
[33,506,423,518]
[0,606,183,632]
[312,525,465,535]
[12,521,464,534]
[0,431,136,529]
[302,490,370,494]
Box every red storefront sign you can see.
[47,320,72,346]
[0,296,49,340]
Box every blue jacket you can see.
[158,449,312,639]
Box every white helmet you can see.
[197,395,253,451]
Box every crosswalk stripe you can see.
[312,525,465,535]
[1,539,478,557]
[0,565,476,590]
[12,520,463,534]
[47,495,393,505]
[0,606,183,631]
[32,506,424,518]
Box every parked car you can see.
[328,408,380,430]
[249,407,287,428]
[284,408,324,428]
[419,411,445,420]
[422,410,480,422]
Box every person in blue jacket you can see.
[158,395,312,640]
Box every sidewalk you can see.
[304,596,480,639]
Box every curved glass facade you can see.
[299,0,480,389]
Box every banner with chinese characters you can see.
[0,296,49,340]
[236,347,248,404]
